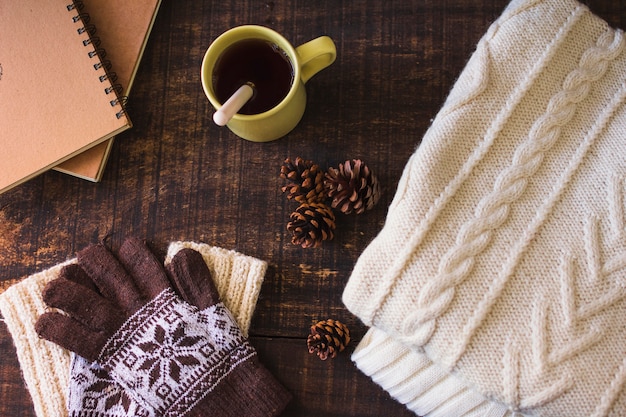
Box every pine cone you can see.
[324,159,381,214]
[307,319,351,360]
[287,202,336,248]
[280,157,326,204]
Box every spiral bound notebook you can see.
[0,0,132,194]
[53,0,162,182]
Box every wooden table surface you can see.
[1,1,625,416]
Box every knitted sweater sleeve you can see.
[343,0,626,415]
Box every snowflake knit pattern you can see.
[0,241,267,417]
[343,0,626,416]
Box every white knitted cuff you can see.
[0,261,74,417]
[0,241,267,417]
[353,328,514,417]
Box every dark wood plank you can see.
[1,0,625,416]
[253,336,414,417]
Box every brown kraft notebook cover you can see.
[0,0,132,193]
[54,0,162,181]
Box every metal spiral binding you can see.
[112,97,130,119]
[78,23,97,36]
[67,0,128,119]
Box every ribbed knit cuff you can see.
[352,328,514,417]
[0,261,73,417]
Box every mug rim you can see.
[201,25,300,120]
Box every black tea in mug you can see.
[212,39,294,115]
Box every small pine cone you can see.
[280,157,326,204]
[324,159,381,214]
[307,319,351,360]
[287,202,336,248]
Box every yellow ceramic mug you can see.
[201,25,336,142]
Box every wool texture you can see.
[343,0,626,415]
[95,288,260,416]
[0,241,267,417]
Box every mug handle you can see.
[295,36,337,83]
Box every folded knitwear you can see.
[0,241,268,417]
[343,0,626,416]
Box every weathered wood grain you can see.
[1,1,624,416]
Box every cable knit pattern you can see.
[446,29,626,368]
[402,9,623,350]
[0,241,267,417]
[343,0,626,415]
[360,0,586,328]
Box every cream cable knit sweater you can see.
[343,0,626,415]
[0,241,267,417]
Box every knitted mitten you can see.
[36,238,290,417]
[0,240,271,417]
[343,0,626,416]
